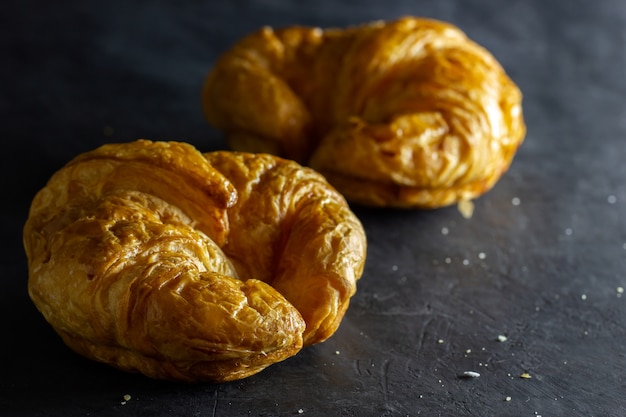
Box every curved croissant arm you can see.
[204,151,366,345]
[202,17,526,208]
[23,140,366,382]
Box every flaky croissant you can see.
[23,140,366,382]
[202,17,525,209]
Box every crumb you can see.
[298,409,304,414]
[462,259,469,266]
[457,200,474,219]
[335,350,340,355]
[520,373,532,379]
[581,294,587,300]
[505,396,512,402]
[466,349,472,354]
[437,339,444,344]
[617,287,624,294]
[497,335,507,342]
[458,371,480,378]
[123,394,131,401]
[478,252,486,260]
[441,226,449,235]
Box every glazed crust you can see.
[23,140,366,382]
[202,17,526,208]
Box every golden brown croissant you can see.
[23,140,366,382]
[202,17,526,209]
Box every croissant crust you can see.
[23,140,366,382]
[202,17,526,208]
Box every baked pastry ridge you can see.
[23,140,366,382]
[202,17,526,208]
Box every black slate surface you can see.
[2,0,626,416]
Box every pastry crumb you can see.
[520,372,532,379]
[457,200,474,219]
[458,371,480,378]
[497,334,507,342]
[505,396,512,402]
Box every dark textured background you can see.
[2,0,625,416]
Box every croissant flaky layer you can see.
[23,140,367,382]
[202,17,526,208]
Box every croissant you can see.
[23,140,366,382]
[202,17,525,209]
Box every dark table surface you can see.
[2,0,625,416]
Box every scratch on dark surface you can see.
[379,358,391,408]
[354,358,375,376]
[414,317,434,357]
[210,386,219,417]
[457,298,497,323]
[353,359,362,376]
